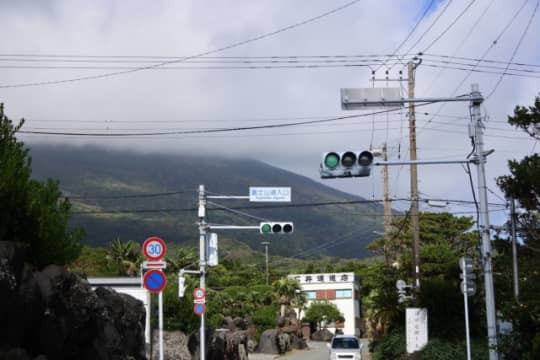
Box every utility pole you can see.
[470,84,499,360]
[197,185,207,360]
[408,61,421,294]
[261,241,270,285]
[382,143,392,264]
[510,197,520,302]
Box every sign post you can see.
[142,237,167,360]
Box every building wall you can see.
[289,272,361,336]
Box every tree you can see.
[273,277,302,316]
[0,103,83,268]
[303,301,344,330]
[106,238,142,276]
[495,96,540,359]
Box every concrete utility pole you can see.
[382,143,393,264]
[510,197,520,302]
[262,241,270,285]
[470,84,498,360]
[408,61,421,294]
[197,185,207,360]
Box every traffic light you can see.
[260,222,294,234]
[459,256,476,296]
[320,151,374,179]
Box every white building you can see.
[288,272,361,337]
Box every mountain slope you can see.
[29,144,383,259]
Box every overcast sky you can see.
[1,0,538,224]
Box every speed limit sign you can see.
[142,237,167,261]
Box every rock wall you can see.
[0,241,146,360]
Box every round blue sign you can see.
[194,303,206,316]
[143,269,167,293]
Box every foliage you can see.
[372,330,406,360]
[303,300,344,329]
[106,238,143,276]
[372,332,488,360]
[68,246,118,276]
[506,95,540,140]
[160,273,200,334]
[0,103,83,268]
[273,277,303,316]
[494,96,540,359]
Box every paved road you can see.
[250,340,370,360]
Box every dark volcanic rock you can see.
[311,328,334,342]
[0,241,146,360]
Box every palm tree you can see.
[273,277,302,317]
[106,238,142,276]
[166,246,198,273]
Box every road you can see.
[250,340,370,360]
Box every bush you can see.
[372,332,488,360]
[372,331,406,360]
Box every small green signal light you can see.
[324,153,340,169]
[260,223,272,233]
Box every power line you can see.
[486,0,540,99]
[374,0,437,72]
[18,103,436,137]
[0,0,363,89]
[422,0,477,52]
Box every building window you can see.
[305,291,316,300]
[336,289,352,298]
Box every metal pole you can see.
[408,62,421,295]
[158,291,164,360]
[198,185,207,360]
[262,241,270,285]
[382,143,392,265]
[462,264,472,360]
[470,84,498,360]
[510,197,520,302]
[459,257,471,360]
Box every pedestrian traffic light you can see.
[320,151,374,178]
[260,222,294,234]
[459,256,476,296]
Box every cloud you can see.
[0,0,538,224]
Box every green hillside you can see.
[28,144,383,259]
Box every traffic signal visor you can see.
[260,222,294,234]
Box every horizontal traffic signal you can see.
[320,151,374,179]
[260,222,294,234]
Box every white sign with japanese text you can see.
[249,187,291,202]
[406,308,428,353]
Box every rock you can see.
[256,329,280,354]
[188,328,213,360]
[151,330,191,360]
[311,329,334,342]
[0,243,147,360]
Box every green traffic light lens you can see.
[324,153,340,168]
[261,224,272,233]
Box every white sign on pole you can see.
[249,187,291,202]
[406,308,428,353]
